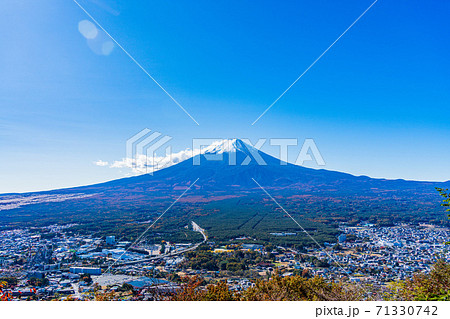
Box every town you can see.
[0,222,449,300]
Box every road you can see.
[110,221,207,267]
[191,221,207,241]
[71,283,82,299]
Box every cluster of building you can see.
[1,222,449,300]
[0,223,202,300]
[285,224,450,284]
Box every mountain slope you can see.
[74,138,447,195]
[0,139,448,240]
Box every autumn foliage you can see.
[387,260,450,301]
[0,281,12,301]
[161,274,364,301]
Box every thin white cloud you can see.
[100,139,238,175]
[110,148,200,175]
[94,160,109,167]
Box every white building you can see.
[70,267,102,275]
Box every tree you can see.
[387,260,450,301]
[436,188,450,218]
[0,277,17,287]
[168,278,235,301]
[166,276,205,301]
[202,281,235,301]
[167,273,181,283]
[436,188,450,245]
[81,274,93,284]
[94,291,116,301]
[219,261,228,271]
[241,274,363,301]
[0,281,12,301]
[119,283,135,292]
[226,262,245,272]
[332,243,342,251]
[28,277,49,287]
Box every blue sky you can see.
[1,0,449,193]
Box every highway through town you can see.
[110,221,207,267]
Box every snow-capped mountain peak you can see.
[202,138,253,154]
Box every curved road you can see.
[111,221,207,267]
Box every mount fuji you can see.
[78,138,449,193]
[0,139,448,240]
